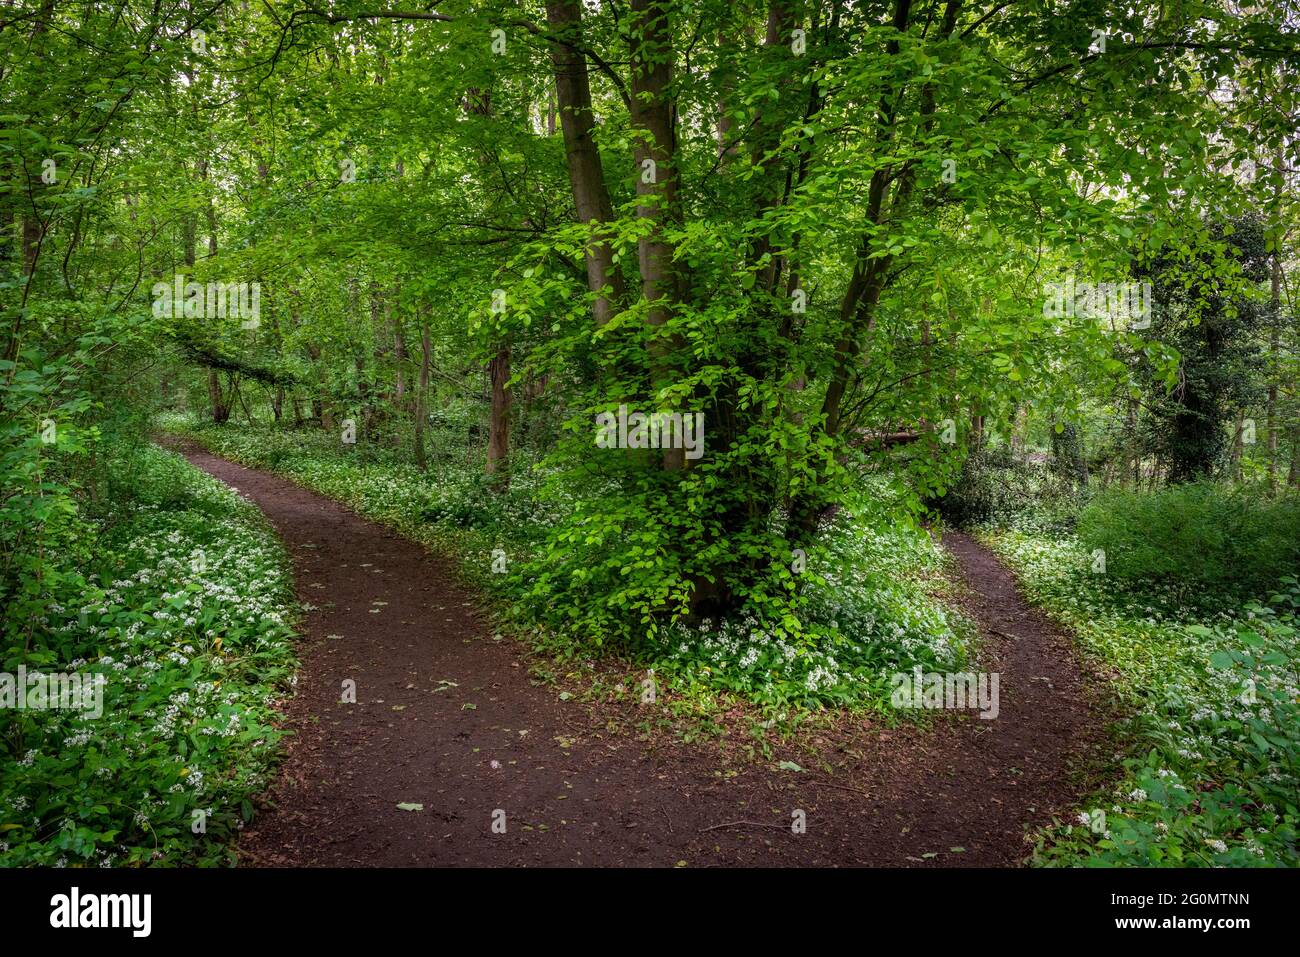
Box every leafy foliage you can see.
[0,446,296,866]
[935,445,1087,534]
[1077,483,1300,597]
[4,0,1299,869]
[990,530,1299,867]
[169,416,970,711]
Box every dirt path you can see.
[177,443,1097,867]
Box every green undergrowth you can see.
[1,444,298,867]
[1076,482,1300,599]
[984,528,1299,867]
[162,414,975,716]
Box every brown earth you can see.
[175,442,1100,867]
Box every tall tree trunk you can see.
[306,342,332,430]
[16,0,53,310]
[546,0,625,327]
[1266,145,1283,492]
[629,0,685,471]
[786,0,917,545]
[1289,422,1299,488]
[746,1,797,291]
[1127,397,1140,485]
[201,153,219,258]
[1010,404,1029,458]
[182,213,197,268]
[714,31,741,161]
[486,344,511,486]
[392,308,408,406]
[21,213,41,279]
[1231,410,1245,481]
[192,151,226,423]
[414,318,432,471]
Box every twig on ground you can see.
[700,820,787,832]
[809,779,871,797]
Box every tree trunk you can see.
[393,310,408,406]
[1267,160,1282,491]
[486,343,511,486]
[204,168,218,258]
[629,0,685,471]
[16,0,53,300]
[786,0,917,544]
[1289,422,1299,488]
[1231,410,1245,481]
[546,0,625,327]
[414,318,432,471]
[1127,397,1140,486]
[194,149,226,424]
[208,370,229,424]
[1010,404,1028,458]
[306,343,332,430]
[714,31,741,161]
[21,213,41,278]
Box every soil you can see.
[175,442,1100,867]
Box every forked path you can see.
[179,443,1096,867]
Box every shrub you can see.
[935,446,1086,533]
[1077,482,1300,596]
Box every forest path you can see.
[176,441,1097,867]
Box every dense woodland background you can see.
[2,0,1298,867]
